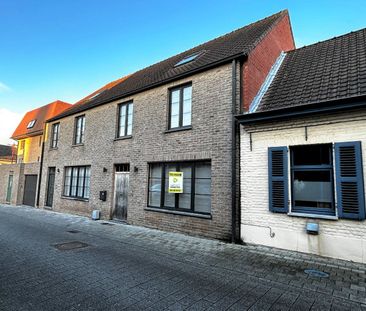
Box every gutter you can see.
[236,95,366,125]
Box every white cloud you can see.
[0,82,11,93]
[0,108,23,145]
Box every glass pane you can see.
[127,104,133,135]
[183,86,192,101]
[293,170,333,209]
[164,174,176,207]
[71,168,78,196]
[292,144,331,166]
[195,179,211,195]
[149,191,161,207]
[150,164,162,178]
[183,179,192,193]
[182,112,191,126]
[180,165,192,178]
[119,105,126,136]
[195,195,211,214]
[170,115,179,128]
[195,163,211,178]
[171,90,180,104]
[64,167,72,196]
[179,193,191,209]
[77,168,85,197]
[182,87,192,126]
[149,178,162,192]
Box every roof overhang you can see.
[11,129,43,141]
[236,95,366,125]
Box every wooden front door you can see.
[113,164,130,221]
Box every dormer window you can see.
[27,120,36,129]
[174,51,203,67]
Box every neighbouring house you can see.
[0,101,71,206]
[237,28,366,263]
[39,10,295,240]
[0,144,16,165]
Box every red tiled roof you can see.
[11,100,72,140]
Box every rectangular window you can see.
[20,140,25,150]
[290,144,335,215]
[63,166,90,199]
[74,116,85,145]
[50,123,60,149]
[169,84,192,129]
[117,102,133,137]
[148,161,211,215]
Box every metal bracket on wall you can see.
[249,132,253,151]
[305,126,308,141]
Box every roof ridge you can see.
[124,10,287,77]
[287,27,366,54]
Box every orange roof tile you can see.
[11,100,72,140]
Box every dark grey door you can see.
[113,172,129,221]
[23,175,37,206]
[6,175,13,203]
[46,167,56,207]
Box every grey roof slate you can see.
[257,27,366,112]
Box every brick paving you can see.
[0,205,365,310]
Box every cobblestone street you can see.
[0,205,365,310]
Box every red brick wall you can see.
[242,13,295,111]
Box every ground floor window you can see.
[63,166,91,199]
[291,144,335,215]
[268,141,365,220]
[148,161,211,215]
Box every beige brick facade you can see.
[240,109,366,263]
[39,64,240,240]
[17,135,42,164]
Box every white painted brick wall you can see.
[240,109,366,263]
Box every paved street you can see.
[0,205,365,310]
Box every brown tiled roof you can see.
[48,10,289,122]
[11,100,72,140]
[257,28,366,112]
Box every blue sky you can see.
[0,0,365,143]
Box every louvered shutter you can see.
[268,147,288,213]
[335,142,365,220]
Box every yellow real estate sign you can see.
[168,172,183,193]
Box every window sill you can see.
[145,207,211,219]
[114,135,132,141]
[72,143,84,148]
[288,212,338,220]
[165,126,192,134]
[61,196,89,202]
[49,147,58,151]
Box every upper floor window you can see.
[27,120,36,129]
[169,84,192,130]
[74,115,85,145]
[117,102,133,137]
[51,123,60,149]
[20,140,25,150]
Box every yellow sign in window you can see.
[168,172,183,193]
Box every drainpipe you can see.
[36,135,45,207]
[231,59,238,243]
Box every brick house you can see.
[39,10,295,240]
[0,144,16,165]
[0,101,71,206]
[237,28,366,262]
